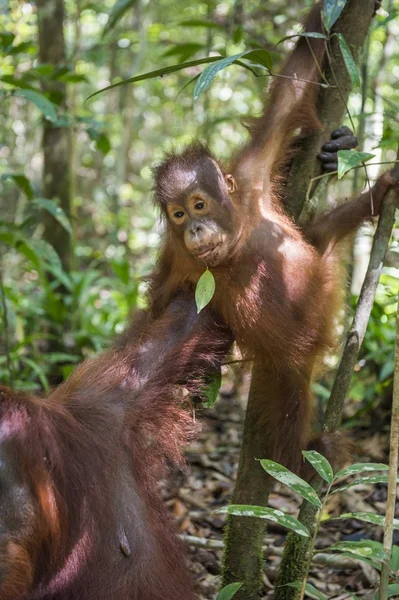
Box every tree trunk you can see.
[37,0,72,273]
[221,2,377,599]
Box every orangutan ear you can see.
[225,174,237,194]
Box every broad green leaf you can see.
[194,49,272,102]
[195,269,215,313]
[33,198,73,236]
[331,475,395,493]
[202,372,222,408]
[302,450,333,484]
[216,505,310,537]
[103,0,137,35]
[86,57,224,101]
[322,0,348,30]
[329,540,386,563]
[216,582,243,600]
[337,150,375,179]
[335,462,389,479]
[1,173,34,199]
[285,581,328,600]
[328,512,399,530]
[14,89,57,122]
[337,34,360,88]
[260,459,321,508]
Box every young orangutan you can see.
[0,295,232,600]
[144,2,397,475]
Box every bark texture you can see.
[37,0,72,272]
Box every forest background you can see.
[1,1,399,597]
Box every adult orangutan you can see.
[145,1,396,475]
[0,295,232,600]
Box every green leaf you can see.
[195,269,215,313]
[260,459,321,508]
[337,33,360,88]
[375,585,399,600]
[302,450,333,484]
[14,89,58,122]
[103,0,137,35]
[202,372,222,408]
[328,512,399,529]
[329,540,387,563]
[331,475,395,494]
[337,150,375,179]
[33,198,73,236]
[216,582,243,600]
[86,56,224,101]
[322,0,348,30]
[285,581,328,600]
[1,173,34,199]
[335,462,389,479]
[194,49,272,102]
[216,505,310,537]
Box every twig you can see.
[0,262,13,386]
[324,148,399,430]
[379,257,399,598]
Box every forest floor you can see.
[165,374,396,600]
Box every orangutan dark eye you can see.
[174,211,184,219]
[194,201,205,211]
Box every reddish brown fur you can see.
[148,3,396,477]
[0,296,232,600]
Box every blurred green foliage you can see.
[0,0,398,404]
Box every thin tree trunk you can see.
[37,0,72,273]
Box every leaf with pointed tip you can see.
[194,49,272,102]
[322,0,348,31]
[260,459,321,508]
[195,269,215,313]
[302,451,333,484]
[15,89,57,122]
[337,150,375,179]
[1,173,34,199]
[216,505,310,537]
[328,540,386,563]
[216,583,243,600]
[331,475,396,494]
[337,33,360,88]
[33,198,73,236]
[335,462,389,479]
[285,581,328,600]
[103,0,137,36]
[327,512,399,529]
